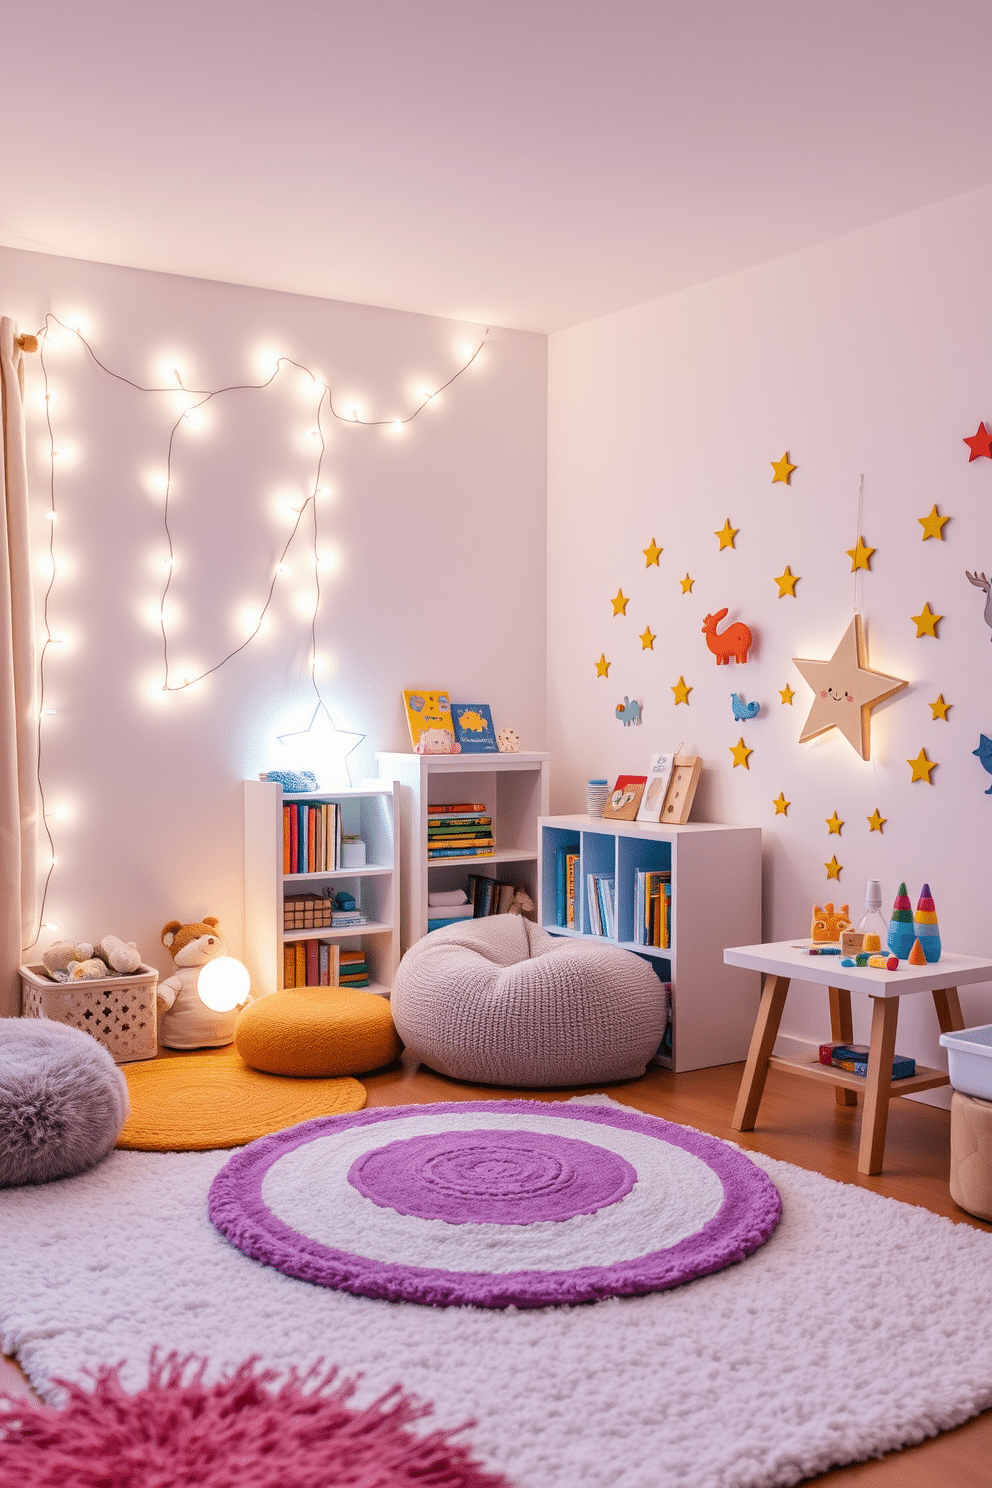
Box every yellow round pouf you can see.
[234,987,402,1077]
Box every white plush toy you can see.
[69,958,113,981]
[158,916,243,1049]
[42,941,95,982]
[97,936,143,975]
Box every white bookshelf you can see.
[538,815,761,1072]
[243,779,400,997]
[376,752,550,952]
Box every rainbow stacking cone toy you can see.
[887,883,915,960]
[913,884,941,963]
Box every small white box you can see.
[940,1023,992,1102]
[341,838,367,868]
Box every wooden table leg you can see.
[732,974,790,1132]
[828,985,857,1107]
[932,985,965,1034]
[858,995,900,1175]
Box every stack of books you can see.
[586,874,615,937]
[283,939,339,988]
[331,906,369,928]
[339,949,370,988]
[818,1042,916,1079]
[427,803,495,859]
[635,870,672,948]
[282,800,341,874]
[283,894,332,930]
[427,902,476,932]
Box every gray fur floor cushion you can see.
[391,915,667,1087]
[0,1018,130,1186]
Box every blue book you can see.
[451,703,499,753]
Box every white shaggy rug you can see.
[2,1097,992,1488]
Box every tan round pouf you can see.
[950,1089,992,1222]
[234,987,402,1077]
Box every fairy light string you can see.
[30,315,490,940]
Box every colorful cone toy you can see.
[887,882,915,960]
[913,884,941,963]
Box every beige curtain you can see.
[0,317,39,1015]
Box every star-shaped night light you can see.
[825,811,843,835]
[640,625,656,650]
[867,808,886,832]
[773,792,790,815]
[643,538,663,567]
[715,519,738,550]
[964,421,992,461]
[792,615,907,760]
[771,453,796,484]
[774,565,799,597]
[276,699,365,789]
[930,693,951,720]
[730,737,752,769]
[908,747,936,783]
[846,536,875,572]
[779,684,795,705]
[595,653,611,677]
[611,589,629,616]
[680,573,694,594]
[825,856,842,881]
[672,676,692,705]
[911,602,941,638]
[919,505,949,541]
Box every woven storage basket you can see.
[20,962,159,1063]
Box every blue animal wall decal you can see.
[974,734,992,792]
[966,571,992,639]
[731,694,761,721]
[615,696,642,726]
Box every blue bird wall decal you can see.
[731,694,761,721]
[973,734,992,793]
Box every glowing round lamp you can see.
[197,957,251,1013]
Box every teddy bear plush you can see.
[42,940,95,982]
[157,917,243,1049]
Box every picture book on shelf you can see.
[403,690,459,753]
[602,775,647,821]
[451,703,499,753]
[636,752,677,822]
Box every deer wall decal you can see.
[966,571,992,640]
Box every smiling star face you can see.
[793,616,907,760]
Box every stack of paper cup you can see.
[586,779,610,817]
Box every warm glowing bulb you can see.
[46,511,57,522]
[42,922,58,932]
[391,419,403,433]
[197,957,250,1011]
[183,407,205,430]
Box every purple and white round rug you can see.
[208,1100,782,1308]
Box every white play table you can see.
[724,941,992,1175]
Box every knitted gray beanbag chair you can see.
[391,914,666,1087]
[0,1018,129,1186]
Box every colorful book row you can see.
[586,874,615,938]
[283,939,340,988]
[635,871,672,949]
[282,801,343,875]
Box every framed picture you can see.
[636,753,677,822]
[451,703,499,753]
[403,690,459,753]
[602,775,647,820]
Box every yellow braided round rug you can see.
[117,1048,366,1151]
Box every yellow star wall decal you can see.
[771,453,796,484]
[595,654,611,677]
[825,856,842,880]
[640,625,656,650]
[672,676,692,705]
[774,565,799,597]
[930,693,951,720]
[680,573,694,594]
[730,737,752,769]
[779,684,795,705]
[643,538,663,567]
[846,536,875,572]
[867,808,886,832]
[611,589,629,616]
[908,748,936,783]
[773,792,790,815]
[715,519,738,550]
[825,812,843,835]
[911,602,941,638]
[918,505,949,541]
[792,615,907,760]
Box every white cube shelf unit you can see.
[377,752,550,952]
[538,815,761,1072]
[243,779,400,997]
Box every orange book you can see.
[283,943,295,988]
[295,943,306,985]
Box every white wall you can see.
[2,247,547,1011]
[548,185,992,1086]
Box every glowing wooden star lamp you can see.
[792,616,907,760]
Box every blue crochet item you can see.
[262,770,320,794]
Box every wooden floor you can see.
[5,1055,992,1484]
